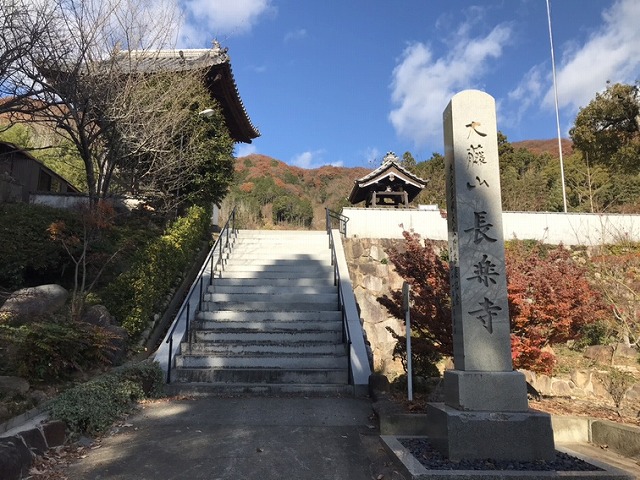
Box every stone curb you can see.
[0,419,67,480]
[369,375,640,462]
[0,406,45,436]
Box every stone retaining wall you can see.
[0,420,67,480]
[342,238,406,378]
[523,346,640,404]
[343,238,640,403]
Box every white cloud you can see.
[389,23,512,148]
[544,0,640,111]
[235,143,257,157]
[360,147,381,168]
[181,0,274,45]
[284,28,307,43]
[291,150,342,169]
[248,64,267,73]
[506,64,546,125]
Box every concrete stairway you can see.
[171,230,352,395]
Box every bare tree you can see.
[1,0,233,211]
[0,0,53,121]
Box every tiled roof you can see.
[348,152,428,205]
[114,46,228,73]
[114,44,260,143]
[41,42,260,143]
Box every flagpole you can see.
[546,0,568,213]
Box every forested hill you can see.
[227,154,369,229]
[229,135,637,229]
[512,138,573,158]
[227,139,572,230]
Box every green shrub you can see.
[272,195,313,227]
[600,367,635,410]
[0,318,117,382]
[112,360,165,398]
[574,320,615,350]
[103,205,210,338]
[48,361,163,435]
[0,204,80,289]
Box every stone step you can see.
[220,264,333,274]
[227,252,329,260]
[234,236,328,244]
[237,232,327,239]
[191,329,343,343]
[170,367,349,384]
[238,229,326,236]
[165,381,354,397]
[193,319,342,332]
[210,278,334,288]
[175,353,347,369]
[203,292,338,304]
[201,300,338,312]
[196,310,342,322]
[208,284,337,295]
[222,255,331,269]
[218,270,334,280]
[182,341,347,355]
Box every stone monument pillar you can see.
[425,90,555,462]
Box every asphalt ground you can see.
[64,396,407,480]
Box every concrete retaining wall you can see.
[375,401,640,460]
[592,420,640,458]
[343,207,640,245]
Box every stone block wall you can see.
[523,344,640,404]
[0,420,67,480]
[342,238,406,378]
[342,237,640,404]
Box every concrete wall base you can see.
[425,402,556,462]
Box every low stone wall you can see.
[343,237,640,402]
[523,344,640,404]
[0,420,67,480]
[342,238,406,378]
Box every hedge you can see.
[103,205,210,338]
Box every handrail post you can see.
[210,251,214,284]
[218,235,223,269]
[166,336,173,383]
[325,207,330,232]
[186,302,190,340]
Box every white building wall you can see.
[342,207,640,245]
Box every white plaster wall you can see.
[342,207,640,245]
[30,193,89,209]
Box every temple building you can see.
[115,42,260,144]
[348,152,427,208]
[40,41,260,144]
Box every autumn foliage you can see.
[506,242,608,373]
[379,232,608,375]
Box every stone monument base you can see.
[444,369,529,412]
[425,402,556,462]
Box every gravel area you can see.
[400,438,605,472]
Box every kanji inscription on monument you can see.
[444,89,512,372]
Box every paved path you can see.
[65,396,407,480]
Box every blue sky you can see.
[176,0,640,168]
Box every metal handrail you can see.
[165,207,237,383]
[325,208,349,236]
[326,209,353,383]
